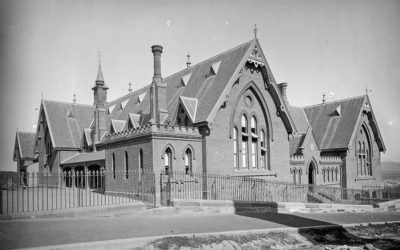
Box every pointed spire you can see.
[96,52,104,83]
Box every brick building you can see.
[14,37,386,199]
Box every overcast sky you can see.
[1,0,399,171]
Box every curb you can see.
[21,220,400,250]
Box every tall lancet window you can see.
[185,148,193,175]
[233,127,239,169]
[112,153,116,180]
[124,151,129,180]
[260,129,267,169]
[165,148,172,175]
[250,116,258,168]
[241,115,248,169]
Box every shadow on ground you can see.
[237,212,400,250]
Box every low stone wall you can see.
[376,199,400,212]
[171,199,374,214]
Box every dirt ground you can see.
[137,222,400,250]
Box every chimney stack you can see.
[151,45,163,79]
[150,45,169,124]
[278,82,288,105]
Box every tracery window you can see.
[260,129,267,170]
[293,169,297,184]
[357,125,372,177]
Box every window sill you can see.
[232,170,276,177]
[355,176,375,181]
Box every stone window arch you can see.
[138,149,144,179]
[298,168,302,184]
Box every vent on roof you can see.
[180,96,198,123]
[138,92,146,103]
[110,119,126,133]
[108,104,116,114]
[67,109,74,118]
[330,105,341,117]
[128,113,141,128]
[210,61,221,75]
[121,99,129,109]
[181,73,192,87]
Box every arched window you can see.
[138,149,143,179]
[112,153,116,180]
[124,151,129,179]
[327,168,330,182]
[260,129,267,169]
[335,168,338,182]
[323,169,326,182]
[241,115,248,134]
[358,142,362,176]
[185,117,189,127]
[185,148,193,175]
[250,116,257,168]
[293,169,297,184]
[362,142,366,175]
[165,148,172,175]
[233,127,239,169]
[241,115,248,169]
[298,169,302,184]
[177,117,182,125]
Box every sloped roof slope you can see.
[102,40,253,128]
[15,131,36,159]
[42,100,94,148]
[288,105,309,133]
[303,96,365,150]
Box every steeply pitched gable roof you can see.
[14,131,36,160]
[288,105,309,133]
[41,100,94,149]
[303,96,366,150]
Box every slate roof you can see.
[288,105,309,133]
[289,133,306,156]
[42,100,94,149]
[303,96,366,150]
[105,39,253,126]
[61,150,105,165]
[15,131,36,160]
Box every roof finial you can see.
[128,81,132,94]
[41,92,44,100]
[96,51,104,82]
[254,24,258,39]
[73,94,76,104]
[186,53,191,69]
[322,93,326,104]
[365,85,372,96]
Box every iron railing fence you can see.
[161,171,399,206]
[0,170,156,215]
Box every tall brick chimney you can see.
[150,45,169,124]
[278,82,288,105]
[91,62,108,150]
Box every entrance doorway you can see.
[308,161,316,192]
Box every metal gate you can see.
[136,172,156,208]
[160,173,171,206]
